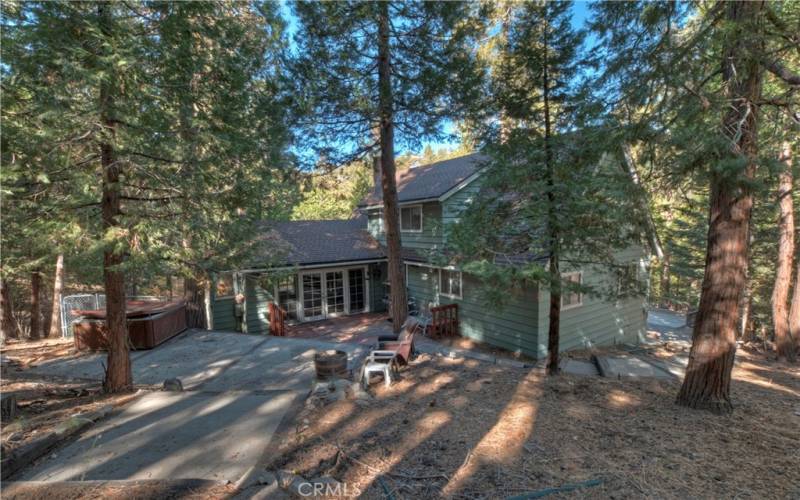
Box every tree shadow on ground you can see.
[272,347,799,499]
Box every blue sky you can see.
[423,1,596,154]
[281,1,597,157]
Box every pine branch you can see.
[762,59,800,86]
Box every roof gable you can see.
[360,153,486,207]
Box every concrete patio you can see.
[15,330,369,484]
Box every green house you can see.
[210,153,648,358]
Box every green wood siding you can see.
[244,277,271,335]
[536,247,647,357]
[406,264,540,357]
[212,297,237,332]
[441,176,483,244]
[367,203,445,252]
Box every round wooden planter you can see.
[314,350,349,380]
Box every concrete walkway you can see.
[646,309,691,345]
[16,330,368,483]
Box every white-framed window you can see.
[400,205,423,232]
[373,209,384,233]
[439,268,462,299]
[561,271,582,309]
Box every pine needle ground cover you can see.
[273,350,799,499]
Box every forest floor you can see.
[0,339,138,462]
[273,345,800,499]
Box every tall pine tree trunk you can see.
[378,2,407,334]
[790,259,800,353]
[30,271,41,340]
[676,0,763,413]
[660,255,671,303]
[48,254,64,338]
[98,3,131,393]
[184,277,206,329]
[542,14,560,375]
[0,279,15,340]
[772,141,795,361]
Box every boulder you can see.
[163,378,183,391]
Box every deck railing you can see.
[268,302,287,336]
[430,303,459,337]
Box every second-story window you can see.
[400,205,423,232]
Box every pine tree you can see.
[451,1,641,374]
[291,1,485,332]
[592,0,800,411]
[2,1,294,390]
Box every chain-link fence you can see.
[60,294,105,338]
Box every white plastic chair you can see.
[361,350,400,388]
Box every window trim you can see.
[215,272,236,299]
[400,205,423,233]
[561,271,583,310]
[438,268,462,300]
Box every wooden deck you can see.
[286,313,395,346]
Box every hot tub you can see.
[73,300,187,351]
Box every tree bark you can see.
[676,0,764,413]
[1,279,16,340]
[30,271,41,340]
[378,2,407,334]
[48,254,65,338]
[622,145,665,260]
[772,141,795,361]
[742,295,755,342]
[541,12,561,376]
[98,3,131,393]
[790,259,800,353]
[184,276,206,329]
[660,254,671,303]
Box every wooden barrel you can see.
[314,350,348,380]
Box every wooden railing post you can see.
[269,302,287,336]
[430,304,458,338]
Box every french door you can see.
[301,273,324,321]
[325,271,345,316]
[348,268,366,313]
[299,267,369,321]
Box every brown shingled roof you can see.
[359,153,486,207]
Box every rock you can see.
[276,470,301,488]
[256,471,277,485]
[162,378,183,391]
[54,416,93,437]
[329,378,351,392]
[350,386,371,400]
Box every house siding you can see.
[367,203,445,252]
[441,176,483,244]
[244,276,271,335]
[406,264,540,357]
[536,247,648,357]
[212,297,237,332]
